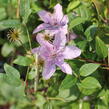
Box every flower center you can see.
[44,35,51,41]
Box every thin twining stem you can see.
[78,57,109,67]
[46,97,66,102]
[24,24,32,51]
[16,0,20,18]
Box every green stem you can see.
[16,0,20,18]
[34,69,39,92]
[34,54,39,92]
[47,97,66,102]
[25,24,32,51]
[25,67,30,83]
[108,48,109,66]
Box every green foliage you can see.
[20,0,32,24]
[96,36,108,58]
[0,8,7,20]
[28,66,37,80]
[1,43,15,57]
[13,55,33,66]
[0,19,21,30]
[58,85,80,102]
[85,24,98,42]
[4,63,22,86]
[80,63,100,76]
[69,17,86,29]
[60,75,77,89]
[78,76,101,95]
[67,1,81,12]
[79,77,101,89]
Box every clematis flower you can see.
[33,4,68,35]
[32,32,81,80]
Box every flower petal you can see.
[67,32,77,42]
[60,25,68,35]
[42,61,56,79]
[61,15,69,25]
[33,23,50,34]
[53,4,63,22]
[31,47,40,54]
[38,10,51,23]
[53,32,66,50]
[63,46,81,59]
[56,61,72,74]
[36,33,52,47]
[39,43,54,60]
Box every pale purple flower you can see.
[33,4,68,35]
[32,32,81,80]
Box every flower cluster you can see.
[32,4,81,80]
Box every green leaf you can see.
[0,81,25,101]
[60,75,77,89]
[95,99,108,109]
[96,37,108,58]
[31,2,43,12]
[13,55,33,66]
[82,101,90,109]
[67,1,81,12]
[35,93,46,107]
[28,66,37,80]
[20,0,32,24]
[0,19,21,30]
[80,77,101,89]
[0,0,8,6]
[92,0,103,15]
[77,3,92,19]
[77,83,97,95]
[0,37,5,45]
[58,85,80,102]
[80,63,100,76]
[77,40,87,51]
[71,102,79,109]
[71,101,90,109]
[0,8,7,20]
[0,73,5,81]
[1,43,15,57]
[44,102,53,109]
[50,0,58,8]
[77,77,101,95]
[85,24,98,42]
[4,63,21,86]
[69,17,86,29]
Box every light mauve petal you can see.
[56,61,72,74]
[53,32,66,50]
[61,15,69,25]
[67,32,77,42]
[54,4,63,22]
[45,30,60,35]
[42,61,56,80]
[38,10,51,23]
[33,23,50,34]
[39,43,53,60]
[31,47,40,54]
[60,25,68,35]
[63,46,81,59]
[36,33,52,46]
